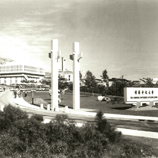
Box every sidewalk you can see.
[1,94,158,139]
[22,106,158,139]
[56,107,158,139]
[43,117,158,139]
[59,107,158,122]
[18,105,158,122]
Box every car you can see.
[36,87,45,91]
[39,88,45,91]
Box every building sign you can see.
[124,87,158,104]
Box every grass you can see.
[122,135,158,149]
[23,91,158,117]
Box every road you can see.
[22,91,158,133]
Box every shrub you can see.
[95,111,122,143]
[53,114,69,124]
[30,114,44,122]
[33,98,48,108]
[0,105,28,132]
[104,138,158,158]
[0,105,157,158]
[96,85,105,94]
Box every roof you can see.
[1,61,45,69]
[58,70,73,75]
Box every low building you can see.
[58,69,73,82]
[58,57,73,81]
[0,63,45,85]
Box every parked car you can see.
[38,88,45,91]
[36,87,45,91]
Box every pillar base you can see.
[65,106,69,113]
[55,107,59,111]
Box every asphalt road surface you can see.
[23,91,158,133]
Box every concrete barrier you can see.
[136,101,157,108]
[65,106,69,113]
[40,104,43,109]
[47,104,50,111]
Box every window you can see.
[10,77,12,84]
[15,77,17,84]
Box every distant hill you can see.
[0,57,14,65]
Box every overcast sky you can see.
[0,0,158,80]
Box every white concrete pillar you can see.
[70,42,84,110]
[149,101,154,107]
[73,42,80,110]
[40,104,43,109]
[51,39,59,111]
[47,104,50,110]
[70,43,83,110]
[55,106,59,111]
[136,101,141,108]
[65,106,69,113]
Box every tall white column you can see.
[73,44,80,109]
[51,39,59,111]
[70,42,83,110]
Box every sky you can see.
[0,0,158,80]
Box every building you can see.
[0,63,45,85]
[58,57,73,81]
[152,78,158,84]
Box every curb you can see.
[20,106,158,123]
[63,110,158,122]
[117,128,158,139]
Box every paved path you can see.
[21,106,158,139]
[42,117,158,139]
[1,91,158,139]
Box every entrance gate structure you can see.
[70,42,83,110]
[49,40,83,111]
[49,39,61,111]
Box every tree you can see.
[102,69,109,88]
[58,77,69,90]
[40,79,51,86]
[85,71,97,93]
[107,78,130,96]
[139,78,154,87]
